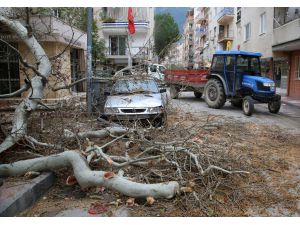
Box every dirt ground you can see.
[1,104,300,217]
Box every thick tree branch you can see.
[0,151,179,199]
[0,83,30,98]
[51,76,112,91]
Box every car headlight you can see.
[263,82,275,87]
[148,106,163,113]
[104,107,119,114]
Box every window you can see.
[0,42,20,95]
[259,12,266,34]
[189,23,193,29]
[295,56,300,80]
[244,23,251,41]
[237,7,241,23]
[109,36,126,55]
[211,55,224,72]
[236,55,261,75]
[112,80,159,94]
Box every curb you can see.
[0,172,55,216]
[281,100,300,110]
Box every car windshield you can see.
[236,55,261,76]
[111,79,159,94]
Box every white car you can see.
[103,77,167,126]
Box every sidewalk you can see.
[276,88,300,109]
[281,96,300,109]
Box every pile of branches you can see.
[0,100,250,207]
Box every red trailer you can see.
[164,69,209,99]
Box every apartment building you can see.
[0,9,87,99]
[94,7,154,71]
[163,42,184,68]
[182,9,194,69]
[194,7,209,68]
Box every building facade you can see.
[94,7,154,72]
[0,9,87,100]
[182,9,194,69]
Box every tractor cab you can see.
[205,51,281,116]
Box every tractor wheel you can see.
[268,100,281,114]
[170,85,179,99]
[242,96,254,116]
[231,99,243,108]
[204,79,226,109]
[194,91,202,98]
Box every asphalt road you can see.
[169,91,300,134]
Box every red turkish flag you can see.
[128,7,135,34]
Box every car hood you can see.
[105,93,163,108]
[243,75,274,83]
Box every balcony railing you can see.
[218,30,234,42]
[273,7,300,29]
[196,26,208,37]
[217,7,234,24]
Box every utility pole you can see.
[86,7,93,113]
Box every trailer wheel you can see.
[242,96,254,116]
[204,79,226,109]
[170,85,179,99]
[194,91,202,98]
[268,100,281,114]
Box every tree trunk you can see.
[0,16,52,153]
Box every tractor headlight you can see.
[148,106,163,113]
[104,107,119,114]
[263,82,275,87]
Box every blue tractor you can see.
[204,51,281,116]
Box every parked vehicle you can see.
[103,77,167,126]
[164,68,209,99]
[148,64,166,82]
[204,50,281,116]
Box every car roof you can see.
[214,50,262,57]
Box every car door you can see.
[224,55,236,96]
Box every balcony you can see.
[272,18,300,51]
[101,22,149,34]
[195,13,206,24]
[218,30,234,43]
[217,7,234,24]
[196,26,208,38]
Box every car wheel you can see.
[242,96,254,116]
[268,100,281,114]
[204,79,226,108]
